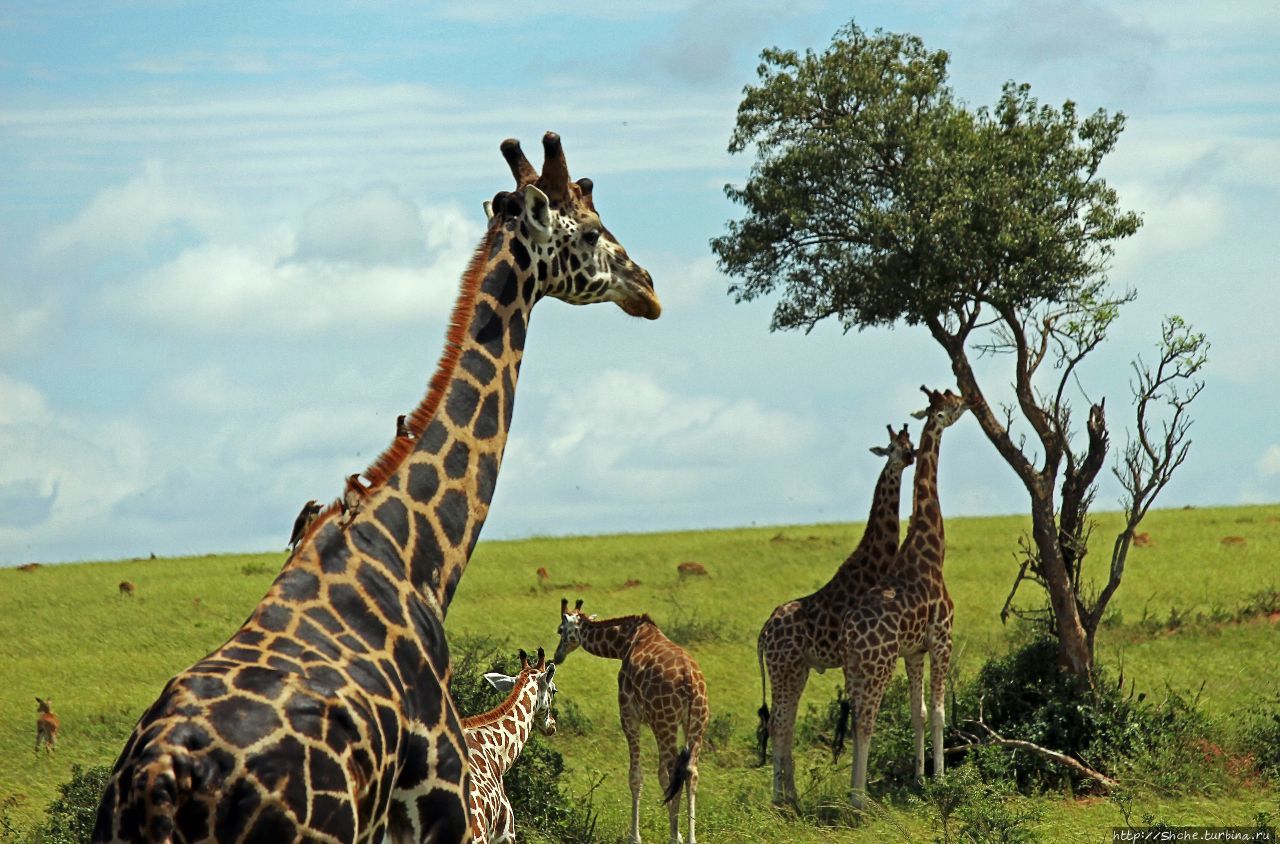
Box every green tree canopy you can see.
[715,22,1141,335]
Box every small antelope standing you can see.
[462,648,558,844]
[555,598,707,844]
[35,697,59,756]
[118,581,136,598]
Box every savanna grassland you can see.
[2,504,1277,842]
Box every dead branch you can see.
[948,720,1119,789]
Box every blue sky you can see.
[2,1,1278,565]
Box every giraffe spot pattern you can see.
[93,155,658,844]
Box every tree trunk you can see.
[1030,506,1093,679]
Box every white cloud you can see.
[1259,445,1280,477]
[36,160,220,261]
[505,370,818,505]
[0,371,151,558]
[101,202,481,336]
[296,183,433,264]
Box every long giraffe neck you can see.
[580,615,648,660]
[904,419,945,564]
[825,460,905,589]
[463,674,539,774]
[294,219,532,614]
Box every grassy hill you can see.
[2,504,1277,841]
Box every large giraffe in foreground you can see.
[461,649,557,844]
[840,386,968,809]
[92,133,660,844]
[755,423,915,805]
[554,599,707,844]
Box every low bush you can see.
[1,764,110,844]
[958,636,1234,795]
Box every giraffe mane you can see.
[300,221,504,544]
[591,613,654,629]
[461,666,538,730]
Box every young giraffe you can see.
[35,697,60,756]
[554,598,707,844]
[840,386,968,809]
[92,133,661,844]
[755,423,914,805]
[461,648,557,844]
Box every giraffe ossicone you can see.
[92,132,659,844]
[756,421,915,805]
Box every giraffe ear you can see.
[911,408,929,420]
[482,199,494,221]
[521,184,553,244]
[869,446,891,456]
[484,672,517,692]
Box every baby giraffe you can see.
[35,697,59,756]
[555,598,707,844]
[463,648,558,844]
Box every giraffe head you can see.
[487,132,660,320]
[484,647,558,736]
[869,423,916,470]
[554,597,590,663]
[911,385,969,429]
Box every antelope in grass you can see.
[35,697,59,755]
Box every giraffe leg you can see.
[767,659,808,806]
[930,638,952,779]
[686,760,697,844]
[621,705,644,844]
[904,651,926,781]
[492,795,514,844]
[653,725,682,844]
[846,656,894,810]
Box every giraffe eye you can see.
[583,228,601,247]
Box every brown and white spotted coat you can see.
[91,133,660,844]
[554,599,707,844]
[461,649,557,844]
[755,424,914,804]
[840,387,968,808]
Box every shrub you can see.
[914,765,1044,844]
[960,635,1230,795]
[1,764,111,844]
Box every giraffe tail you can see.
[832,691,851,762]
[663,746,692,805]
[756,630,770,766]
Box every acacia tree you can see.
[714,22,1207,679]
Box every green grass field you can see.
[2,504,1277,841]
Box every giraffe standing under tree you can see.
[554,598,707,844]
[755,423,915,805]
[92,133,661,844]
[840,386,968,809]
[460,648,557,844]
